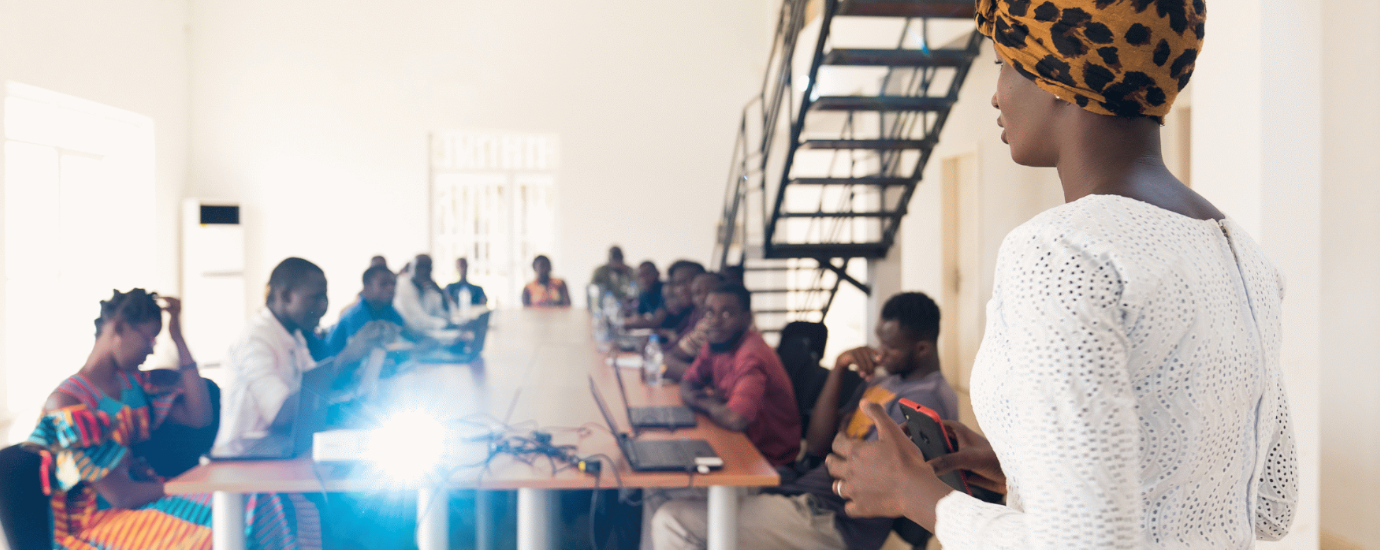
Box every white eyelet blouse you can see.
[935,194,1298,549]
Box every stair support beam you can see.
[818,258,871,296]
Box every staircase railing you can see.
[714,0,982,331]
[714,0,810,271]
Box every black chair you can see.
[775,321,829,437]
[134,377,222,478]
[0,443,51,550]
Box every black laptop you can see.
[414,310,492,363]
[209,364,334,460]
[611,361,696,430]
[588,377,721,472]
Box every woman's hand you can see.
[930,420,1008,495]
[827,402,953,530]
[161,296,184,339]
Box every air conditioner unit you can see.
[181,199,245,368]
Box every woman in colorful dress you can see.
[25,289,318,550]
[521,254,571,308]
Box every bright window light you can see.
[3,82,155,444]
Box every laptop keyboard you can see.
[632,441,686,466]
[644,409,678,424]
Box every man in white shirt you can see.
[393,254,457,339]
[213,257,389,456]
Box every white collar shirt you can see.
[212,307,317,456]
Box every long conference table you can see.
[166,308,779,550]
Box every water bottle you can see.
[593,308,612,352]
[457,287,472,320]
[643,334,664,386]
[602,291,624,335]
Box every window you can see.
[3,82,155,443]
[430,131,558,308]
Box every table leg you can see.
[707,486,740,550]
[517,487,554,550]
[417,487,449,550]
[212,491,246,550]
[476,490,492,550]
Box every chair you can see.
[134,377,222,478]
[0,443,51,550]
[775,321,829,437]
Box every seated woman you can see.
[521,254,571,308]
[25,289,318,550]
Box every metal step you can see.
[753,308,818,315]
[822,48,974,68]
[811,96,955,111]
[765,242,890,259]
[789,176,914,186]
[837,0,976,18]
[742,265,797,272]
[801,139,933,150]
[748,288,834,294]
[779,211,896,218]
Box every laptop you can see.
[610,360,696,430]
[414,310,492,364]
[209,364,334,460]
[588,377,721,472]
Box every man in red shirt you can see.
[679,282,800,467]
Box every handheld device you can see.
[897,398,970,495]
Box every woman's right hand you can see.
[929,420,1008,495]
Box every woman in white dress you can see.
[824,0,1299,548]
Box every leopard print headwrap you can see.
[976,0,1205,121]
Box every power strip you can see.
[312,429,374,462]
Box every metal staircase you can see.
[713,0,984,336]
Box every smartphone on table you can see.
[897,398,971,495]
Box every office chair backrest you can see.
[0,443,51,550]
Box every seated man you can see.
[394,253,457,337]
[663,272,722,380]
[652,292,959,550]
[522,254,571,307]
[678,283,799,467]
[444,257,488,306]
[328,264,412,356]
[214,257,388,456]
[665,259,705,289]
[651,280,695,347]
[622,261,666,329]
[590,245,636,301]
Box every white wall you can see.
[1193,0,1324,546]
[0,0,190,438]
[188,0,773,318]
[1319,0,1380,548]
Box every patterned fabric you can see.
[26,372,318,550]
[523,278,569,307]
[975,0,1204,121]
[933,195,1297,549]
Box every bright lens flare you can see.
[369,410,446,481]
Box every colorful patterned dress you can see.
[523,277,570,307]
[25,372,319,550]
